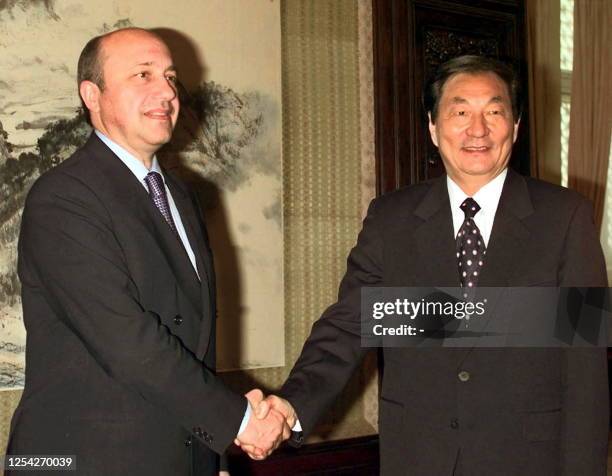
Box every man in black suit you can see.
[7,27,287,475]
[249,56,608,475]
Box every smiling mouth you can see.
[462,146,490,152]
[144,110,173,120]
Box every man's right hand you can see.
[254,394,297,429]
[234,389,290,460]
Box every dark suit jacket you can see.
[7,134,246,476]
[280,170,608,476]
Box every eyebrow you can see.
[448,95,505,105]
[135,62,177,73]
[449,97,468,105]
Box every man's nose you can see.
[154,76,178,102]
[466,113,488,137]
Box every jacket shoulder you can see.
[368,179,438,215]
[523,176,593,212]
[26,138,105,207]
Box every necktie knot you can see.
[460,197,481,220]
[145,171,165,198]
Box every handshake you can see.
[234,389,298,460]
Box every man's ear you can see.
[428,112,439,147]
[79,81,101,115]
[512,117,521,143]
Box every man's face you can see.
[428,72,519,191]
[88,30,179,161]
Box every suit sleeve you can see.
[279,198,384,437]
[18,172,246,454]
[558,197,609,475]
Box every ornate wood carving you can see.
[423,29,499,66]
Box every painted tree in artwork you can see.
[36,111,92,174]
[0,121,12,161]
[160,81,276,191]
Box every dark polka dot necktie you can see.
[456,197,486,288]
[144,171,179,236]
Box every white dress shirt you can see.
[446,168,507,246]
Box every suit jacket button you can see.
[458,370,470,382]
[174,315,183,325]
[185,437,192,447]
[450,418,459,429]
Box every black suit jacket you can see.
[280,170,608,475]
[7,134,246,476]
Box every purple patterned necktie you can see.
[144,171,179,236]
[456,197,486,288]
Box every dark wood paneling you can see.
[374,0,529,194]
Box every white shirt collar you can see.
[446,168,507,246]
[95,130,164,189]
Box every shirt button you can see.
[458,370,470,382]
[174,315,183,325]
[451,418,459,429]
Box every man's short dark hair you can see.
[77,35,106,90]
[77,34,106,124]
[423,55,522,123]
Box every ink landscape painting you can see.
[0,0,284,388]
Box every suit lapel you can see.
[164,175,216,359]
[84,134,203,316]
[412,177,460,287]
[164,175,212,286]
[478,170,533,287]
[410,170,534,288]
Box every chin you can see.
[148,132,173,146]
[459,165,497,177]
[463,156,498,170]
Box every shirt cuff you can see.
[237,402,251,436]
[292,418,302,432]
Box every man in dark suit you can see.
[7,27,287,476]
[250,56,609,475]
